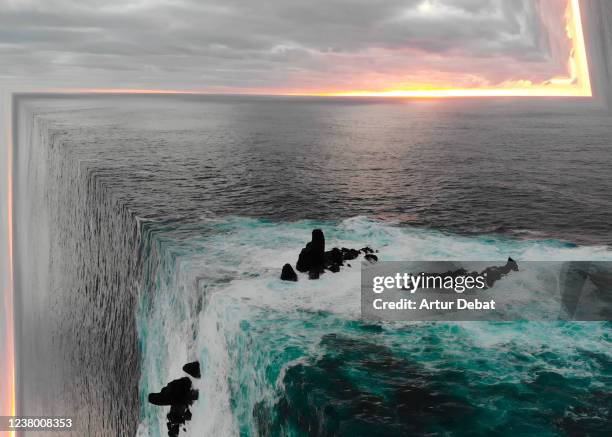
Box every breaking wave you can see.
[135,216,612,437]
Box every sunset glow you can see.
[2,105,15,437]
[318,0,591,98]
[61,1,593,99]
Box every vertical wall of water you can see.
[13,97,143,436]
[583,0,612,108]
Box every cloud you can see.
[0,0,572,91]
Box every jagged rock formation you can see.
[296,229,326,276]
[481,258,519,288]
[148,362,201,437]
[282,229,378,281]
[411,258,519,292]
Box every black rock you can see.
[312,229,325,251]
[365,254,378,263]
[167,404,192,437]
[325,247,344,266]
[296,229,326,273]
[296,243,312,272]
[149,377,199,437]
[280,264,298,282]
[481,258,520,288]
[148,377,198,406]
[183,361,201,379]
[507,257,519,271]
[328,263,341,273]
[341,247,360,261]
[290,229,380,279]
[308,269,321,280]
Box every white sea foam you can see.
[135,216,612,436]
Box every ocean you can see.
[12,94,612,436]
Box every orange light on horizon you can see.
[70,0,592,99]
[317,0,592,98]
[2,93,16,437]
[52,1,592,99]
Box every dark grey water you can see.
[13,94,612,437]
[40,95,612,243]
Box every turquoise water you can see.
[16,95,612,436]
[135,217,612,436]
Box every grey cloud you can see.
[0,0,571,90]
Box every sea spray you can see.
[135,216,612,436]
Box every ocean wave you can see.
[135,216,612,436]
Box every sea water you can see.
[12,95,612,436]
[134,216,612,437]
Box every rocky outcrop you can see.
[281,264,298,281]
[148,362,201,437]
[481,258,518,288]
[341,248,360,261]
[166,404,192,437]
[296,229,326,275]
[182,361,201,379]
[282,229,379,281]
[411,258,519,292]
[148,377,198,406]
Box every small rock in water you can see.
[280,263,298,282]
[365,254,378,263]
[182,361,201,379]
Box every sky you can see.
[0,0,591,95]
